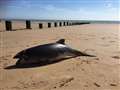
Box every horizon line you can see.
[0,18,119,22]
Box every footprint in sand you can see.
[109,40,116,43]
[101,37,106,40]
[114,51,120,54]
[15,79,49,89]
[84,49,95,53]
[99,44,110,47]
[84,37,95,40]
[26,45,30,47]
[84,38,89,40]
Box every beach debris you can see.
[111,56,120,59]
[59,76,74,87]
[110,83,117,86]
[94,82,101,87]
[49,76,74,90]
[55,76,74,88]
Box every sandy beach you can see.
[0,22,120,90]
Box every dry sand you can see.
[0,23,120,90]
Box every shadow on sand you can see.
[4,56,77,70]
[0,28,28,32]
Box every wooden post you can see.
[59,22,62,27]
[54,22,57,27]
[5,21,12,31]
[64,22,66,26]
[39,23,43,29]
[48,23,51,28]
[67,22,69,26]
[26,20,31,29]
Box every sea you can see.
[0,19,120,24]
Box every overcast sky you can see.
[0,0,119,20]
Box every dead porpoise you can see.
[14,39,95,65]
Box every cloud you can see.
[106,3,112,8]
[0,0,119,20]
[40,4,119,20]
[5,0,32,8]
[41,5,84,19]
[43,5,56,11]
[103,1,119,20]
[20,0,32,8]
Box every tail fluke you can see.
[72,49,96,57]
[80,53,96,57]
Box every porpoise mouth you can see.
[13,55,18,59]
[13,53,22,59]
[13,53,24,60]
[13,50,26,59]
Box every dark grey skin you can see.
[14,39,95,65]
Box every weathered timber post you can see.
[63,22,66,26]
[59,22,62,27]
[5,21,12,31]
[54,22,57,27]
[66,22,68,26]
[26,20,31,29]
[48,23,51,28]
[39,23,43,29]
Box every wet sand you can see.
[0,23,120,90]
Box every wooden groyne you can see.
[1,20,90,31]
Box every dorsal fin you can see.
[56,39,65,44]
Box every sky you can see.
[0,0,119,20]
